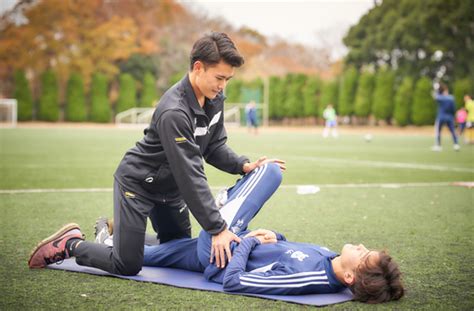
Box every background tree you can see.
[38,70,59,121]
[411,77,436,126]
[303,76,321,118]
[453,78,472,109]
[285,74,307,118]
[354,70,374,120]
[90,73,111,123]
[65,72,86,121]
[344,0,474,84]
[393,77,414,126]
[338,67,358,117]
[139,72,158,107]
[225,79,243,103]
[320,80,339,117]
[116,73,137,113]
[13,70,33,121]
[372,68,395,122]
[279,74,293,118]
[268,76,282,119]
[119,54,159,82]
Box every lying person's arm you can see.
[244,228,286,241]
[222,237,301,295]
[223,236,340,295]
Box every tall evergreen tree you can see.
[320,80,339,117]
[65,72,86,121]
[453,78,472,109]
[38,70,59,121]
[372,69,395,122]
[393,77,414,126]
[354,71,374,118]
[225,79,243,103]
[279,74,293,117]
[411,77,436,125]
[13,70,33,121]
[116,73,137,113]
[338,67,358,117]
[90,73,111,123]
[139,71,158,107]
[286,74,307,117]
[303,77,321,117]
[269,76,282,119]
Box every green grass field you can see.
[1,127,473,310]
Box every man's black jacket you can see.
[115,74,249,234]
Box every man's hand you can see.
[242,156,286,173]
[211,229,241,268]
[244,229,278,244]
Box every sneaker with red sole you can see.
[28,223,84,268]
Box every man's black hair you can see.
[190,32,244,70]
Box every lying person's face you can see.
[340,244,380,272]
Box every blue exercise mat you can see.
[48,259,353,306]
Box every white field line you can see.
[0,182,468,194]
[277,155,474,173]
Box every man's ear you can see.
[343,270,355,286]
[192,61,203,73]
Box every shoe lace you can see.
[44,250,67,265]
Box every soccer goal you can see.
[0,99,17,128]
[115,107,154,128]
[223,103,268,127]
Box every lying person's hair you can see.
[351,251,404,304]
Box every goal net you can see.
[224,103,266,127]
[0,99,17,128]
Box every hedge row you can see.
[14,70,157,122]
[13,69,473,125]
[267,69,473,126]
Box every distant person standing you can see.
[245,100,258,135]
[431,84,459,151]
[322,104,338,138]
[465,94,474,144]
[455,106,467,138]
